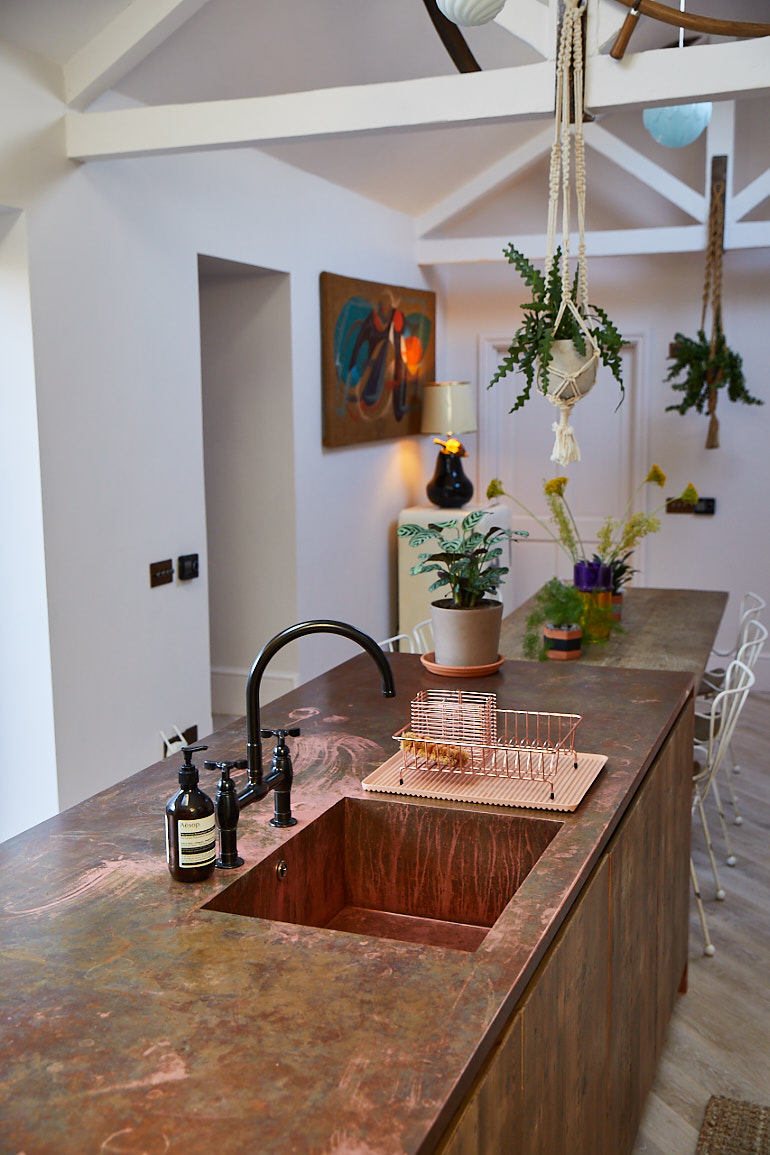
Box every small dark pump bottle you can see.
[165,745,216,883]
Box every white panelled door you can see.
[475,336,649,610]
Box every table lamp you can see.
[421,381,477,508]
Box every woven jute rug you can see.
[696,1096,770,1154]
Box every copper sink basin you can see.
[203,797,561,952]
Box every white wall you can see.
[0,209,58,841]
[200,264,298,712]
[0,42,437,833]
[441,249,770,687]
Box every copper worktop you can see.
[0,656,694,1154]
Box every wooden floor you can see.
[633,691,770,1154]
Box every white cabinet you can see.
[397,503,514,642]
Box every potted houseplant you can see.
[522,578,585,662]
[489,245,625,417]
[488,467,698,628]
[665,320,762,449]
[397,510,527,668]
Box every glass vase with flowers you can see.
[487,467,698,637]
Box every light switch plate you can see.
[150,559,174,587]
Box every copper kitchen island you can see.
[500,586,728,682]
[0,650,706,1154]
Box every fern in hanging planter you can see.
[487,1,627,465]
[665,315,762,449]
[490,244,625,413]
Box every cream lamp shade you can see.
[421,381,477,436]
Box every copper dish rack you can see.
[394,688,581,800]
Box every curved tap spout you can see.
[240,620,396,809]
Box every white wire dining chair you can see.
[690,658,755,956]
[695,618,767,850]
[411,619,433,654]
[378,633,415,653]
[698,590,765,698]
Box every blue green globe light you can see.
[643,103,712,148]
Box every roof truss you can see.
[417,99,770,260]
[65,36,770,160]
[63,0,211,110]
[59,0,770,256]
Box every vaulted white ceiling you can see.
[1,0,768,256]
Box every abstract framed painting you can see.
[320,272,436,447]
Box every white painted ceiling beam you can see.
[65,60,556,160]
[416,219,770,264]
[586,38,770,111]
[417,226,706,264]
[416,126,554,237]
[587,0,630,56]
[493,0,554,59]
[725,220,770,248]
[65,37,770,162]
[732,169,770,222]
[705,99,735,199]
[63,0,212,110]
[583,122,707,221]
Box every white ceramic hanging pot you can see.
[436,0,507,26]
[543,339,598,403]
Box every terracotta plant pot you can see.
[612,592,623,622]
[543,623,582,661]
[430,599,503,669]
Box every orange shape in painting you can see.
[403,335,424,369]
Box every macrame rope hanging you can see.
[545,0,600,465]
[701,158,726,449]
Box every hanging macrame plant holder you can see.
[701,157,726,449]
[543,0,600,465]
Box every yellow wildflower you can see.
[545,490,577,560]
[486,478,505,499]
[645,464,666,488]
[618,512,661,554]
[596,517,617,560]
[680,483,698,505]
[544,476,568,498]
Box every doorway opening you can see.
[198,256,298,720]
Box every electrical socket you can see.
[178,553,199,580]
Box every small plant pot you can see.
[544,340,598,403]
[543,623,582,661]
[612,592,623,622]
[430,599,503,669]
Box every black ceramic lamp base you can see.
[426,450,474,509]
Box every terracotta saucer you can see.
[419,652,505,678]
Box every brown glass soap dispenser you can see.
[165,744,216,883]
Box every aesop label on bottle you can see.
[176,815,216,868]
